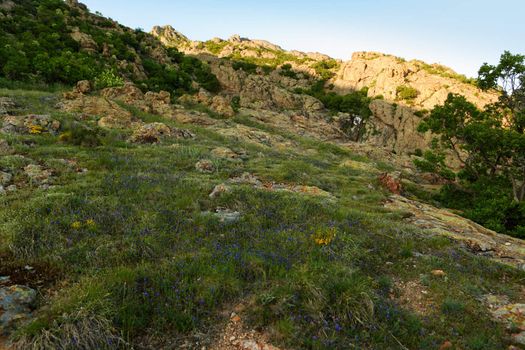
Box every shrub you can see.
[232,61,258,74]
[231,96,241,112]
[94,69,125,90]
[59,123,102,147]
[279,64,298,79]
[396,85,419,101]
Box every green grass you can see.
[1,88,524,349]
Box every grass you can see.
[1,87,524,349]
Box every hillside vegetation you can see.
[0,2,525,350]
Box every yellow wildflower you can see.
[312,227,337,246]
[29,124,44,134]
[71,221,82,229]
[86,219,96,227]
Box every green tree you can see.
[417,52,525,236]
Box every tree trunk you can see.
[510,174,525,202]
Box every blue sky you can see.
[81,0,524,77]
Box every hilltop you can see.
[0,2,524,350]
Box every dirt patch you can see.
[208,304,280,350]
[393,279,434,316]
[0,337,12,350]
[0,253,62,289]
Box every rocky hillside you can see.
[1,3,525,350]
[152,26,499,154]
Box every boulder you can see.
[211,147,238,159]
[59,94,134,129]
[101,83,145,107]
[209,183,231,199]
[130,122,171,143]
[0,171,12,186]
[378,172,402,194]
[195,159,215,173]
[24,164,52,186]
[144,91,173,116]
[210,95,235,117]
[1,115,60,135]
[0,285,37,335]
[76,80,91,94]
[0,139,12,155]
[0,97,16,116]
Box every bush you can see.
[396,85,419,101]
[279,64,298,79]
[94,69,125,90]
[231,96,241,112]
[59,123,102,147]
[232,61,258,74]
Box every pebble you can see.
[431,269,446,277]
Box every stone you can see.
[0,172,12,186]
[213,209,241,224]
[76,80,91,94]
[0,97,16,116]
[438,341,453,350]
[431,270,446,277]
[101,83,145,106]
[70,28,98,53]
[0,139,12,155]
[1,115,60,135]
[230,173,262,186]
[210,95,235,117]
[378,172,402,194]
[291,185,333,197]
[195,160,215,173]
[60,85,136,129]
[512,332,525,346]
[209,183,231,199]
[24,164,52,186]
[211,147,238,160]
[0,285,37,335]
[130,122,171,144]
[145,91,173,116]
[171,128,195,139]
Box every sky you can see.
[81,0,524,77]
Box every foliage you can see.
[311,59,339,80]
[415,61,478,86]
[204,40,228,55]
[94,69,124,90]
[231,95,241,112]
[279,63,298,79]
[0,0,220,96]
[232,60,259,74]
[396,85,419,101]
[59,123,102,147]
[413,149,456,181]
[418,51,525,236]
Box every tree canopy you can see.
[417,51,525,236]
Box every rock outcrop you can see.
[332,52,498,110]
[364,99,432,153]
[152,27,501,154]
[385,195,525,270]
